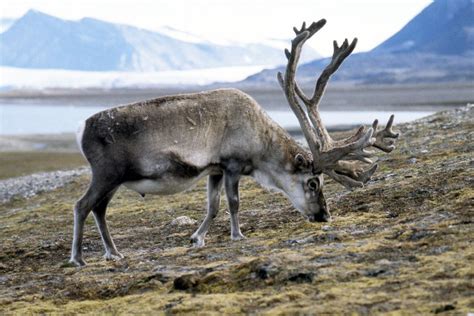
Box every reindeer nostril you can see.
[321,214,331,222]
[308,213,330,223]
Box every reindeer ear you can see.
[294,153,307,168]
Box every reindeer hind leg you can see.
[69,172,121,267]
[92,187,123,261]
[191,174,224,247]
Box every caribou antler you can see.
[278,20,399,189]
[372,115,400,152]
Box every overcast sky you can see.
[2,0,431,56]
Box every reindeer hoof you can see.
[190,235,205,248]
[69,257,87,267]
[231,233,246,241]
[104,252,124,261]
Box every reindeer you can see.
[70,19,398,266]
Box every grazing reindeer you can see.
[70,19,399,266]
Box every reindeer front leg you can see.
[224,171,245,241]
[191,174,224,247]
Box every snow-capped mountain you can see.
[156,26,210,44]
[372,0,474,55]
[244,0,474,85]
[0,18,15,33]
[0,10,320,72]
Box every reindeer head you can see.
[279,20,399,222]
[289,152,329,222]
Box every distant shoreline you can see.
[1,82,472,112]
[1,82,471,138]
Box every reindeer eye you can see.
[307,178,319,191]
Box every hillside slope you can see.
[0,106,473,314]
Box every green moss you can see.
[0,151,86,179]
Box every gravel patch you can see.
[0,167,90,203]
[170,216,198,227]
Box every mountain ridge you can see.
[0,10,320,72]
[242,0,474,86]
[373,0,473,55]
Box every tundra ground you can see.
[0,106,473,314]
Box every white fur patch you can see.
[76,120,86,157]
[252,167,306,213]
[124,170,210,195]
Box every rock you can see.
[287,233,341,245]
[256,267,270,279]
[355,204,370,212]
[407,157,417,164]
[140,272,169,284]
[253,263,279,280]
[408,230,433,241]
[170,216,197,226]
[386,211,399,218]
[364,268,388,277]
[287,235,315,244]
[433,304,456,314]
[375,259,391,265]
[173,274,199,290]
[287,272,314,283]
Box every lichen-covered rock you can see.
[170,216,198,226]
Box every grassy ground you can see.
[0,151,86,179]
[0,107,473,314]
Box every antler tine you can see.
[292,37,359,150]
[372,114,400,152]
[294,20,326,37]
[277,31,320,156]
[315,127,374,170]
[326,169,364,189]
[278,19,327,157]
[331,162,379,189]
[293,37,357,111]
[327,115,399,188]
[279,20,389,189]
[293,22,306,34]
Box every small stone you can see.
[364,268,387,277]
[257,267,270,279]
[355,204,369,212]
[408,230,432,241]
[170,216,197,226]
[256,264,279,280]
[375,259,391,265]
[433,304,455,314]
[173,274,199,290]
[288,272,314,283]
[407,157,417,164]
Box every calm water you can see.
[0,103,434,135]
